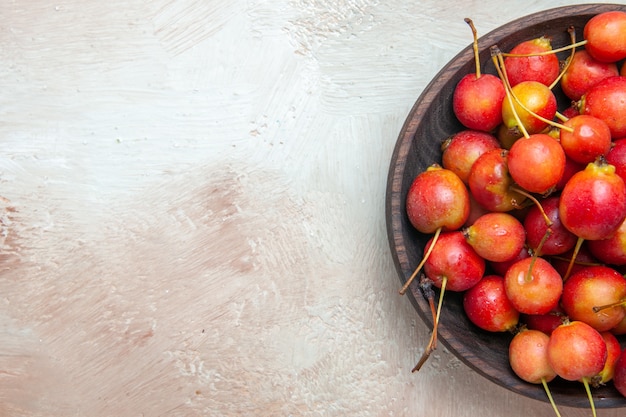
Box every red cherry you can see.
[504,257,563,315]
[582,76,626,139]
[561,265,626,332]
[423,231,485,292]
[561,49,619,101]
[452,19,506,132]
[587,219,626,266]
[594,332,623,385]
[584,11,626,63]
[463,212,526,263]
[504,37,560,87]
[405,165,470,234]
[501,81,557,135]
[463,275,519,332]
[606,137,626,183]
[613,347,626,397]
[441,130,500,184]
[468,149,525,212]
[507,133,565,194]
[559,158,626,241]
[509,329,557,384]
[547,321,608,382]
[559,115,612,165]
[524,195,577,256]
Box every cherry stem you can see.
[510,185,553,226]
[541,377,562,417]
[532,227,552,258]
[550,255,600,268]
[582,377,598,417]
[555,110,570,123]
[419,273,437,343]
[548,26,577,91]
[593,296,626,313]
[491,46,530,139]
[563,236,585,282]
[412,275,447,372]
[465,18,481,78]
[400,227,442,295]
[500,38,587,57]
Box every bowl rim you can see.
[386,3,626,409]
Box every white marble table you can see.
[1,1,623,416]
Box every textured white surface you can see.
[0,1,623,416]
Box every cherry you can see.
[508,329,561,417]
[613,347,626,397]
[584,10,626,63]
[560,49,618,101]
[559,115,612,165]
[463,212,526,263]
[582,75,626,139]
[501,80,557,135]
[593,331,622,386]
[522,307,567,336]
[507,133,565,194]
[606,137,626,183]
[558,157,626,277]
[463,274,519,332]
[441,130,500,184]
[504,36,560,87]
[561,103,580,120]
[559,158,626,239]
[587,218,626,266]
[548,321,608,381]
[547,320,607,417]
[406,164,470,234]
[452,19,505,132]
[504,257,562,315]
[422,231,485,293]
[468,148,525,212]
[523,195,577,256]
[560,265,626,332]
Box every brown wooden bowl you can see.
[386,3,626,409]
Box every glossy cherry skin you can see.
[559,158,626,241]
[504,257,563,315]
[507,133,565,194]
[453,73,506,132]
[561,49,618,100]
[547,321,608,382]
[584,11,626,63]
[509,329,557,384]
[468,149,525,212]
[559,115,612,165]
[524,195,577,256]
[463,275,519,332]
[422,231,485,292]
[582,76,626,139]
[406,165,470,234]
[561,265,626,332]
[504,36,559,87]
[441,130,500,184]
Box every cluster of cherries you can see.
[401,10,626,416]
